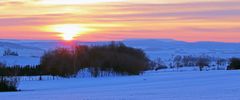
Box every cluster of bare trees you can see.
[150,58,167,71]
[3,49,19,56]
[171,55,230,71]
[40,42,150,77]
[151,55,229,71]
[170,55,211,71]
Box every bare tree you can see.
[216,58,227,70]
[196,55,211,71]
[182,55,197,66]
[173,55,182,70]
[153,57,167,71]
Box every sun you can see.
[51,24,87,41]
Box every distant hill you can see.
[0,39,240,66]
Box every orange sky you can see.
[0,0,240,42]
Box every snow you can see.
[0,39,240,99]
[0,56,40,66]
[0,70,239,100]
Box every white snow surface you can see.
[0,70,240,100]
[0,39,240,100]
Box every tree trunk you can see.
[199,66,203,71]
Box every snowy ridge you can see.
[0,39,240,66]
[0,41,44,66]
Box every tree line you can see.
[151,55,240,71]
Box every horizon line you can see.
[0,38,239,44]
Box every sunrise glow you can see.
[0,0,239,42]
[1,0,240,98]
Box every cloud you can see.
[0,0,240,42]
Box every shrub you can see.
[196,55,211,71]
[0,62,19,92]
[227,58,240,70]
[0,77,19,92]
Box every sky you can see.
[0,0,240,42]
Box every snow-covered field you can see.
[0,70,239,100]
[0,39,240,100]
